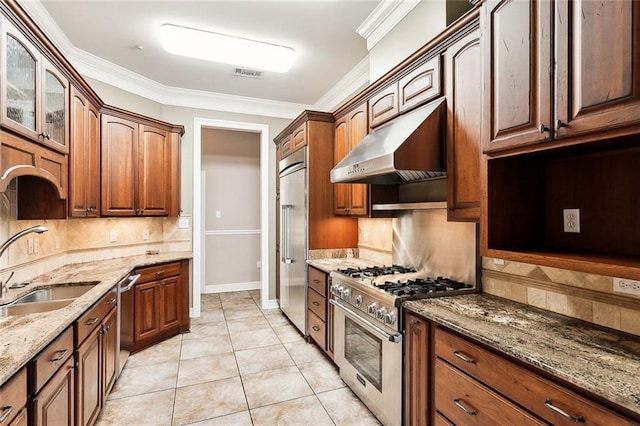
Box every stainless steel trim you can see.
[372,201,447,211]
[330,299,402,343]
[120,274,140,293]
[281,205,293,263]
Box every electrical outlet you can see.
[613,278,640,295]
[178,218,189,229]
[215,211,222,219]
[493,258,505,265]
[27,239,34,255]
[34,239,40,254]
[563,208,580,233]
[142,229,150,240]
[363,231,369,244]
[256,260,262,268]
[109,230,117,243]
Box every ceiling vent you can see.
[233,68,263,78]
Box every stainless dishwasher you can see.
[117,273,140,376]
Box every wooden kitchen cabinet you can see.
[0,16,69,154]
[482,0,640,154]
[69,86,100,217]
[0,368,27,426]
[101,107,183,217]
[307,266,332,359]
[444,29,481,222]
[334,103,368,216]
[74,286,118,426]
[132,261,189,352]
[368,84,398,128]
[404,312,430,426]
[30,326,75,426]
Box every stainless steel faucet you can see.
[0,225,48,297]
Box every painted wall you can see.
[201,128,261,290]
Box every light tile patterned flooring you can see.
[96,290,382,425]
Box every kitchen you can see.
[0,0,639,425]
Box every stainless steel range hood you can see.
[330,98,445,185]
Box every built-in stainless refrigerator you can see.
[279,147,307,335]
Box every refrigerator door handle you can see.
[282,204,293,264]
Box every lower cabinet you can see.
[30,326,75,426]
[307,266,333,359]
[74,286,118,426]
[131,260,189,352]
[0,368,27,426]
[404,311,638,426]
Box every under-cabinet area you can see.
[403,295,640,426]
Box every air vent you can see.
[233,68,263,78]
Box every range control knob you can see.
[342,287,351,299]
[330,284,339,295]
[367,303,378,315]
[376,307,387,320]
[384,312,397,325]
[354,295,363,307]
[337,286,345,298]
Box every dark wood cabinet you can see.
[444,30,481,222]
[482,0,640,154]
[0,16,69,154]
[101,308,118,401]
[69,86,100,218]
[306,266,332,359]
[101,108,183,217]
[32,357,74,426]
[404,312,430,426]
[75,326,101,426]
[334,103,368,216]
[0,368,27,426]
[132,261,189,352]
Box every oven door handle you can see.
[330,299,402,343]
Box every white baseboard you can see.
[263,299,280,310]
[203,281,261,293]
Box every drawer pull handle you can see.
[312,326,320,332]
[453,351,476,364]
[0,405,13,423]
[453,399,477,416]
[106,297,117,305]
[155,271,165,276]
[86,317,99,326]
[544,400,584,423]
[313,279,320,283]
[312,301,320,306]
[50,349,68,362]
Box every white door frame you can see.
[193,118,272,315]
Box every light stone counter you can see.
[403,294,640,416]
[0,251,192,385]
[306,257,382,274]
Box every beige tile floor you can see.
[96,290,382,425]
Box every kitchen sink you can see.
[0,299,76,317]
[0,281,100,317]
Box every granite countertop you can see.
[0,251,192,385]
[403,294,640,416]
[306,257,381,274]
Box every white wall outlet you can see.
[109,230,117,243]
[178,218,189,229]
[142,229,150,240]
[256,260,262,268]
[563,208,580,233]
[493,258,505,265]
[613,278,640,295]
[363,230,369,244]
[33,239,40,254]
[27,239,34,255]
[215,211,222,219]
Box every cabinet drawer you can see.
[308,288,326,320]
[435,359,545,425]
[308,267,326,296]
[435,327,634,426]
[75,286,117,345]
[308,310,326,349]
[7,408,26,426]
[434,412,454,426]
[0,368,26,426]
[136,262,181,283]
[31,326,73,394]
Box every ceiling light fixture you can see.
[161,24,295,73]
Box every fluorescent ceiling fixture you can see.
[161,24,295,73]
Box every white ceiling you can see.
[21,0,385,117]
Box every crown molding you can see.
[313,56,370,113]
[357,0,421,51]
[17,0,311,119]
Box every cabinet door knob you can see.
[538,123,550,133]
[555,119,567,130]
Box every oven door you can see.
[331,299,402,426]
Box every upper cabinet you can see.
[482,0,640,154]
[101,108,183,217]
[445,30,482,222]
[69,86,100,217]
[334,103,368,216]
[0,16,69,153]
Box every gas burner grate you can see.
[376,276,471,296]
[337,265,416,279]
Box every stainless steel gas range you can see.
[330,264,479,426]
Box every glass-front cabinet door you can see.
[1,17,69,153]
